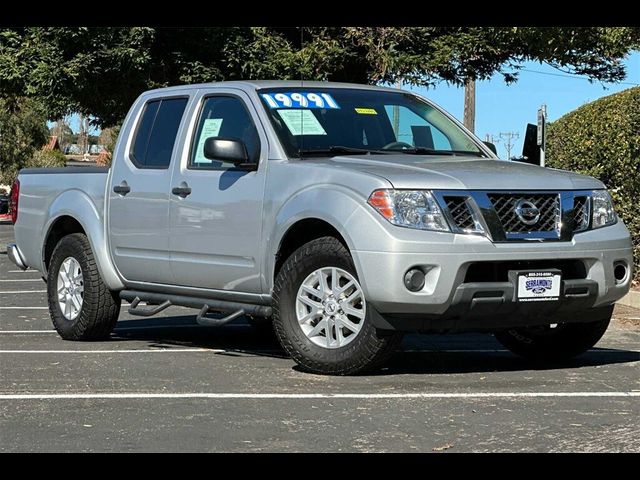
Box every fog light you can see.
[613,263,627,283]
[404,268,426,292]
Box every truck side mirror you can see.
[204,137,254,168]
[482,141,498,155]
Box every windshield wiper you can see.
[298,146,393,158]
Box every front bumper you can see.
[352,222,632,332]
[6,243,28,270]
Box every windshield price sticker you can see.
[355,107,377,115]
[277,109,327,136]
[262,92,340,109]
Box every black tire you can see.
[47,233,120,340]
[494,315,611,362]
[272,236,403,375]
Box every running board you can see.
[120,290,272,325]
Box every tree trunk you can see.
[463,79,476,133]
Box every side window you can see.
[384,105,452,150]
[190,96,260,170]
[130,97,188,169]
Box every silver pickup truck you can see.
[7,81,633,375]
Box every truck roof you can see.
[142,80,403,95]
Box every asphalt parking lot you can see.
[1,222,638,452]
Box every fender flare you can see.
[42,189,124,291]
[265,185,365,291]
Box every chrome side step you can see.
[120,289,272,325]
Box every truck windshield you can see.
[258,88,485,158]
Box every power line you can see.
[520,68,640,86]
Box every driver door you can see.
[168,90,267,294]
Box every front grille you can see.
[573,196,590,232]
[444,196,476,231]
[488,193,560,234]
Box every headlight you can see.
[368,189,450,232]
[591,190,617,229]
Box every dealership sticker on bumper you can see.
[517,272,561,302]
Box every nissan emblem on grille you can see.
[514,199,541,225]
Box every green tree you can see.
[1,27,638,126]
[0,97,48,184]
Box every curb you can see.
[617,290,640,310]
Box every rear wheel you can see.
[494,315,611,362]
[273,236,402,375]
[47,233,120,340]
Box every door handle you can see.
[171,185,192,198]
[113,183,131,196]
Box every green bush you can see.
[1,149,68,186]
[26,149,67,169]
[546,87,640,282]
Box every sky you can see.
[407,51,640,159]
[57,51,640,156]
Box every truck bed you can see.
[14,167,110,272]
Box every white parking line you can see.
[0,343,632,358]
[0,307,48,310]
[0,348,219,354]
[0,330,55,333]
[0,392,638,400]
[0,290,47,294]
[0,279,43,282]
[6,270,39,274]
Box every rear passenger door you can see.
[108,93,190,285]
[168,90,267,294]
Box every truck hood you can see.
[325,155,604,191]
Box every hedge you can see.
[0,149,67,186]
[546,87,640,283]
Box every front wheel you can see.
[273,236,402,375]
[47,233,120,340]
[494,315,612,362]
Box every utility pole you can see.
[392,79,402,138]
[538,104,547,167]
[463,79,475,133]
[498,132,520,159]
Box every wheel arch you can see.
[266,187,372,293]
[42,190,124,290]
[274,218,351,281]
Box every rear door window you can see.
[130,97,188,169]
